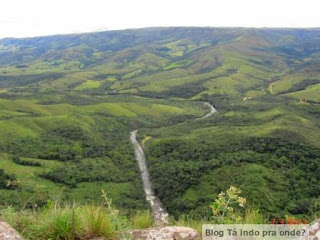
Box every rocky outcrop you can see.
[0,220,23,240]
[129,226,200,240]
[130,130,169,225]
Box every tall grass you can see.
[1,202,124,240]
[241,207,268,224]
[1,199,268,239]
[38,206,75,240]
[129,210,153,229]
[77,205,117,239]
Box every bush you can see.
[0,169,17,189]
[210,185,246,224]
[12,156,42,167]
[210,186,267,224]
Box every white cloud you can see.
[0,0,319,39]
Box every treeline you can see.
[0,73,64,88]
[40,156,138,187]
[281,79,320,94]
[12,156,42,167]
[145,136,320,218]
[1,123,128,161]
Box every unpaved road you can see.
[130,103,217,225]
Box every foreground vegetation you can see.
[0,191,153,239]
[0,187,275,239]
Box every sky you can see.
[0,0,319,39]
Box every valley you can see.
[130,102,217,225]
[0,27,319,223]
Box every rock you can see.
[308,219,320,240]
[0,220,23,240]
[129,226,200,240]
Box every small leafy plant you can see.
[210,185,246,223]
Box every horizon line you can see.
[1,25,320,41]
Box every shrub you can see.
[210,185,246,224]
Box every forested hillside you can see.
[0,27,319,220]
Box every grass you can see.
[129,210,153,229]
[40,72,97,91]
[271,74,308,94]
[245,90,267,97]
[0,97,205,120]
[285,83,320,102]
[241,208,268,224]
[0,203,269,238]
[164,60,194,70]
[0,97,206,143]
[1,203,120,240]
[77,205,117,239]
[74,80,102,90]
[137,68,229,93]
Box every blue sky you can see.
[0,0,319,39]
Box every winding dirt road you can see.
[130,102,217,225]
